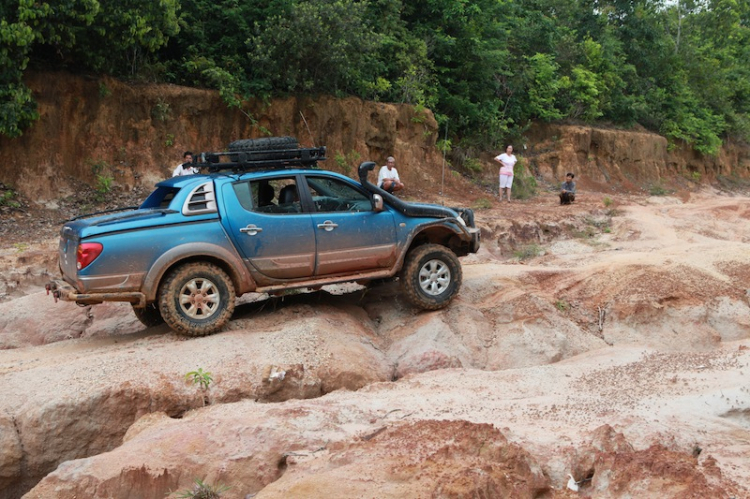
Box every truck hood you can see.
[357,161,475,227]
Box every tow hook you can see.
[45,283,60,302]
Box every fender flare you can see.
[141,242,255,302]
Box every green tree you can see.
[523,53,563,121]
[0,0,179,136]
[0,19,38,137]
[247,0,380,96]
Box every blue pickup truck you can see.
[47,137,480,336]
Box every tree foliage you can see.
[1,0,749,155]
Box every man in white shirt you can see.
[377,156,404,193]
[172,151,199,177]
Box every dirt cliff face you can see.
[0,71,441,203]
[524,123,750,191]
[1,71,748,205]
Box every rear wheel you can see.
[400,244,462,310]
[158,262,235,337]
[132,303,165,327]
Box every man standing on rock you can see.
[377,156,404,193]
[172,151,198,177]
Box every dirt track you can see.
[1,187,750,498]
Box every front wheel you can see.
[158,262,236,336]
[400,244,462,310]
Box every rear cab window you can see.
[140,186,179,209]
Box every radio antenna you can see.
[300,111,316,147]
[440,119,448,204]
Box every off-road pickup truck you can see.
[46,137,480,336]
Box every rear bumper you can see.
[46,279,146,307]
[469,227,481,253]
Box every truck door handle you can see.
[317,220,338,232]
[240,224,263,236]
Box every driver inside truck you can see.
[257,181,275,207]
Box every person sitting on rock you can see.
[377,156,404,193]
[560,172,576,205]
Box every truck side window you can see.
[232,182,254,211]
[305,177,371,213]
[233,177,300,214]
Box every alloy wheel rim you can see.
[418,259,451,296]
[179,277,220,319]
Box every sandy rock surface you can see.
[1,188,749,498]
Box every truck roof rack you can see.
[192,146,327,173]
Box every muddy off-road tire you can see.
[227,136,298,152]
[158,262,236,337]
[132,302,165,328]
[400,244,462,310]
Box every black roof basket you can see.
[192,146,327,173]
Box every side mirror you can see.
[372,193,384,212]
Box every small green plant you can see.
[691,171,701,182]
[603,226,612,233]
[14,242,28,252]
[411,103,427,124]
[95,172,114,198]
[186,368,213,391]
[513,244,542,260]
[89,159,114,202]
[170,478,230,498]
[165,133,175,147]
[365,76,392,101]
[649,183,669,196]
[436,138,452,154]
[334,150,360,176]
[258,125,272,136]
[555,300,569,312]
[152,98,171,122]
[334,153,349,175]
[473,197,492,209]
[463,158,483,174]
[0,189,21,208]
[602,196,613,207]
[510,159,538,200]
[98,83,111,98]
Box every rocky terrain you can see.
[1,71,749,498]
[1,183,749,499]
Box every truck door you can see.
[222,178,316,279]
[303,175,397,275]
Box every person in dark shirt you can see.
[560,172,576,205]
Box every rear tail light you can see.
[77,243,103,270]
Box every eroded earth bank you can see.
[1,187,749,498]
